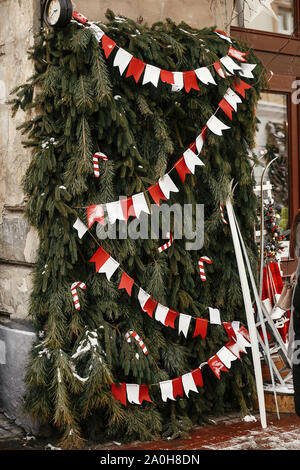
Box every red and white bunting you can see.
[214,29,232,43]
[208,307,221,324]
[158,174,179,199]
[183,148,205,173]
[87,204,105,228]
[220,203,228,224]
[89,246,119,280]
[125,329,148,355]
[178,313,192,338]
[220,56,242,75]
[216,346,238,369]
[154,303,169,325]
[131,192,150,218]
[195,67,216,85]
[71,281,86,310]
[239,63,257,79]
[223,88,242,112]
[158,232,173,253]
[93,152,108,178]
[228,46,248,62]
[198,256,212,281]
[111,383,152,406]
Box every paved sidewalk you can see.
[2,410,300,450]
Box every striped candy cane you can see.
[220,204,228,224]
[158,232,173,253]
[198,256,212,281]
[125,330,148,355]
[71,281,87,310]
[93,152,108,178]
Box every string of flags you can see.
[111,320,251,406]
[83,75,254,218]
[72,12,255,93]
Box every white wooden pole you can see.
[226,195,267,429]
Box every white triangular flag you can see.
[126,384,141,404]
[183,148,205,173]
[171,71,184,92]
[231,321,240,332]
[239,63,257,79]
[206,115,230,136]
[98,257,120,281]
[216,346,238,369]
[223,88,242,112]
[215,31,232,43]
[158,174,179,199]
[195,67,216,85]
[138,288,150,309]
[113,48,133,75]
[195,132,205,154]
[155,304,169,325]
[236,331,251,349]
[220,56,242,74]
[106,200,125,224]
[182,373,198,397]
[89,23,104,41]
[208,307,221,325]
[132,192,150,218]
[178,314,191,338]
[160,380,175,401]
[142,64,161,87]
[73,218,88,239]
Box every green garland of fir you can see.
[10,10,267,448]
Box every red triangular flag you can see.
[219,97,235,120]
[126,57,146,83]
[222,322,237,341]
[101,34,116,58]
[86,204,105,228]
[174,156,192,183]
[225,339,245,359]
[160,70,174,85]
[213,61,227,78]
[148,182,167,206]
[139,385,152,404]
[191,368,203,387]
[189,142,197,153]
[164,309,179,328]
[89,246,111,272]
[120,197,136,221]
[111,383,127,405]
[118,271,134,296]
[192,318,208,339]
[172,377,184,398]
[207,355,229,379]
[142,297,158,318]
[183,71,200,93]
[234,79,253,98]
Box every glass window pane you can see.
[253,92,290,256]
[233,0,294,35]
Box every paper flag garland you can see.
[206,115,230,136]
[71,281,86,310]
[208,355,229,379]
[125,330,148,355]
[87,204,105,228]
[216,346,238,369]
[239,63,257,79]
[158,174,179,199]
[178,313,192,338]
[73,12,256,96]
[208,307,221,325]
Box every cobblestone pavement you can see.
[2,411,300,451]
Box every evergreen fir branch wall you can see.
[10,9,267,448]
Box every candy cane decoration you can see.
[198,256,212,281]
[93,152,108,178]
[71,281,87,310]
[220,204,228,224]
[125,330,148,355]
[158,232,173,253]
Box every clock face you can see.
[47,0,61,26]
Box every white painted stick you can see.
[226,195,267,429]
